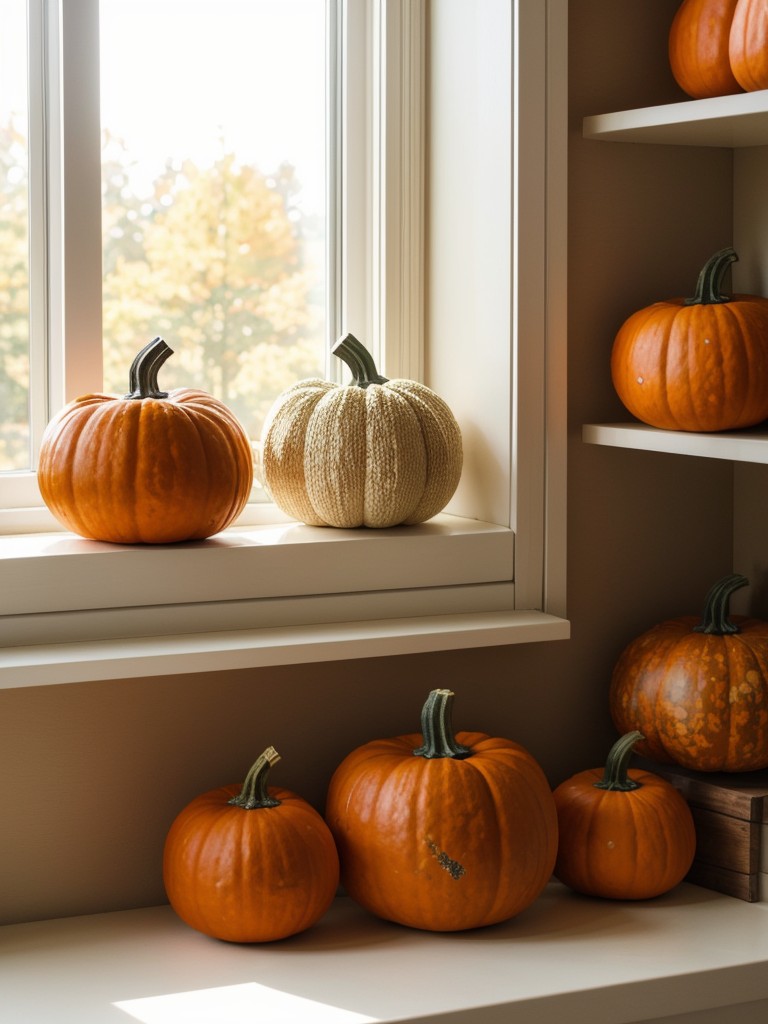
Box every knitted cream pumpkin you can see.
[262,334,462,528]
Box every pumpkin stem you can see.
[333,333,389,388]
[684,247,738,306]
[413,689,473,760]
[594,731,644,792]
[228,746,282,809]
[125,336,172,400]
[693,573,749,636]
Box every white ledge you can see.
[2,885,768,1023]
[583,422,768,464]
[0,610,569,688]
[583,90,768,147]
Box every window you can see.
[0,1,32,475]
[98,0,329,455]
[0,0,568,677]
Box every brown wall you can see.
[0,0,740,925]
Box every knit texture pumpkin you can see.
[261,334,462,528]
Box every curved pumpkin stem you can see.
[413,689,472,760]
[692,573,749,636]
[594,731,644,792]
[333,333,389,388]
[228,746,282,809]
[125,336,172,400]
[684,247,738,306]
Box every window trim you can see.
[0,0,569,675]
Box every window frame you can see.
[0,0,569,680]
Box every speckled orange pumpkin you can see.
[609,575,768,772]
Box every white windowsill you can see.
[0,609,569,689]
[0,512,569,687]
[3,884,768,1024]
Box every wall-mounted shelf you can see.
[583,422,768,465]
[583,90,768,147]
[584,94,768,466]
[3,885,768,1024]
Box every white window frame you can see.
[0,0,569,687]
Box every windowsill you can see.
[0,609,569,688]
[0,512,569,687]
[3,883,768,1024]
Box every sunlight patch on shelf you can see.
[114,981,379,1023]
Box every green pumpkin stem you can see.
[684,247,738,306]
[228,746,282,809]
[594,731,644,792]
[413,689,472,760]
[333,333,389,388]
[125,336,172,400]
[693,573,749,636]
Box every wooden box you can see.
[637,761,768,902]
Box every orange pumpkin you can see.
[553,732,696,900]
[163,747,340,943]
[38,337,253,543]
[729,0,768,90]
[325,689,558,932]
[609,574,768,772]
[669,0,743,98]
[610,248,768,432]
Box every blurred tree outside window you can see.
[1,0,328,481]
[0,0,30,472]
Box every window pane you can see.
[0,0,30,472]
[99,0,328,447]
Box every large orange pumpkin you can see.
[325,689,558,932]
[669,0,743,98]
[163,747,340,943]
[38,337,253,543]
[553,732,696,900]
[609,574,768,772]
[610,248,768,432]
[729,0,768,90]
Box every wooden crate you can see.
[637,760,768,902]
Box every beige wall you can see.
[0,0,741,925]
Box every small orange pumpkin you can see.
[729,0,768,90]
[669,0,743,98]
[163,747,340,943]
[553,732,696,900]
[610,248,768,432]
[38,337,253,543]
[325,689,558,932]
[609,574,768,772]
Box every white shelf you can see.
[3,884,768,1024]
[0,610,569,690]
[583,89,768,147]
[583,422,768,464]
